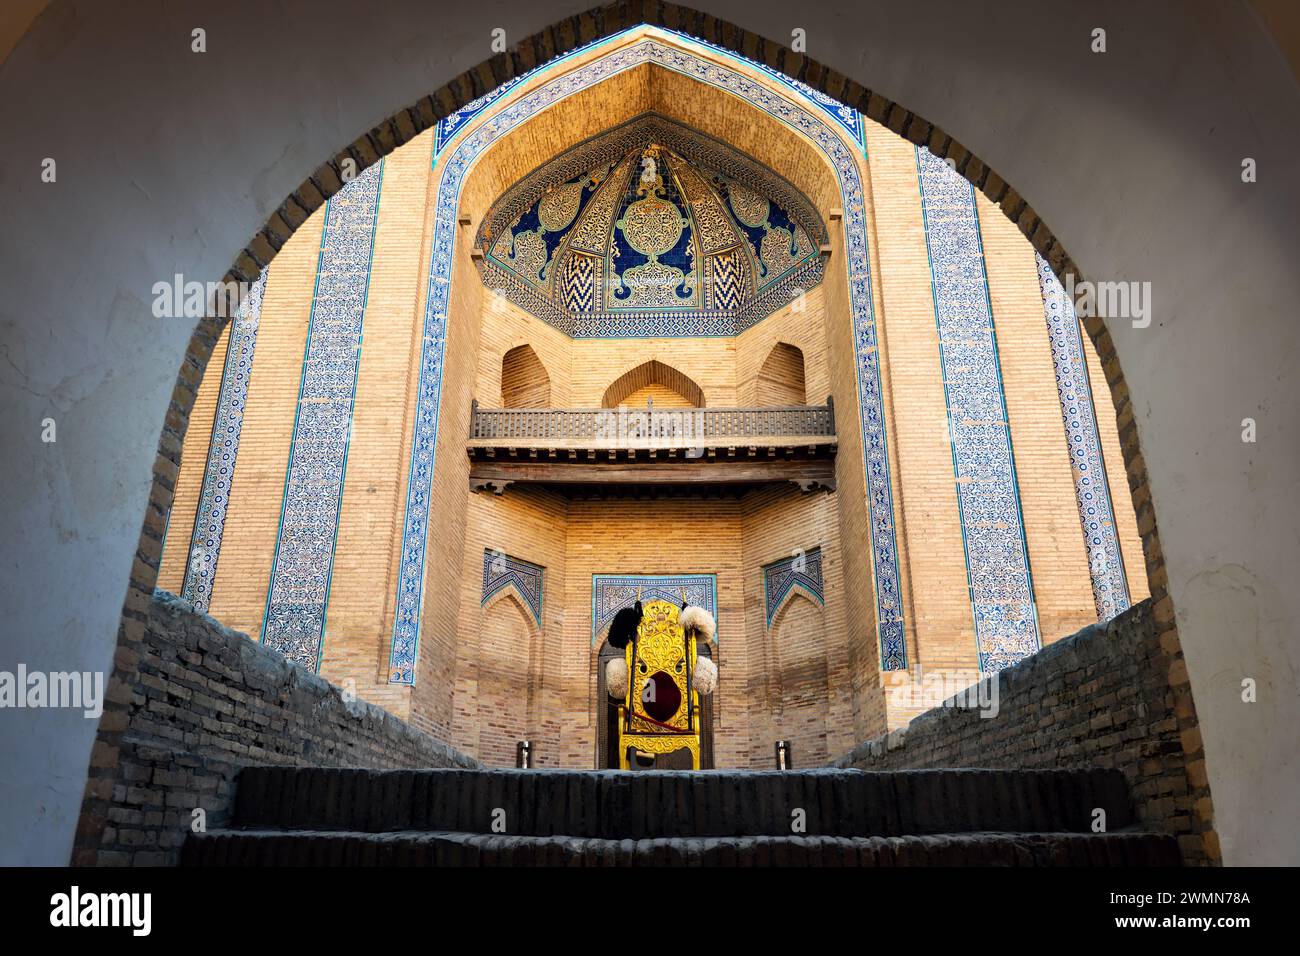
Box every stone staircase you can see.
[181,766,1181,866]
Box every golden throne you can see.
[617,599,703,770]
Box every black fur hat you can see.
[607,600,643,650]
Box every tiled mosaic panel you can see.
[388,33,905,682]
[180,271,267,612]
[474,113,828,337]
[431,26,865,161]
[1036,254,1131,620]
[481,550,545,627]
[763,547,825,627]
[481,137,821,330]
[262,161,384,671]
[915,145,1040,673]
[592,574,717,646]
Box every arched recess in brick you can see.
[78,6,1216,863]
[473,589,539,767]
[770,591,829,768]
[601,359,705,408]
[501,344,551,408]
[754,342,806,407]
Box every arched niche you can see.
[755,342,806,406]
[475,589,539,767]
[501,343,551,408]
[601,359,705,408]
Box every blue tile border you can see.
[482,550,545,627]
[763,547,825,627]
[1036,253,1131,620]
[261,161,384,671]
[916,145,1041,672]
[591,573,717,646]
[179,271,267,612]
[387,30,905,682]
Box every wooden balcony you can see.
[467,400,838,495]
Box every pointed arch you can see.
[767,577,825,630]
[477,588,539,767]
[500,343,552,408]
[755,342,806,406]
[770,590,830,766]
[601,359,705,408]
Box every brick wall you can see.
[830,599,1215,864]
[86,590,475,866]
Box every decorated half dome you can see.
[475,115,827,337]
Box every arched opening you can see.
[770,592,829,767]
[755,342,806,406]
[500,344,551,408]
[34,7,1263,867]
[474,590,538,767]
[601,359,705,408]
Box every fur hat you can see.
[607,601,643,649]
[692,655,717,695]
[605,657,629,699]
[679,604,716,642]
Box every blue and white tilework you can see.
[1036,253,1131,620]
[763,547,825,627]
[481,550,545,627]
[915,145,1040,673]
[388,32,906,682]
[180,270,267,612]
[430,26,866,162]
[592,573,717,646]
[261,161,384,671]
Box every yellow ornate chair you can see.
[618,599,702,770]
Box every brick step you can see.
[231,767,1135,839]
[182,828,1181,866]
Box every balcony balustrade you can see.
[466,400,838,496]
[469,401,835,450]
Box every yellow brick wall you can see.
[407,173,489,737]
[862,122,971,727]
[568,338,738,407]
[476,294,572,408]
[735,288,830,408]
[204,210,325,640]
[453,485,568,765]
[320,133,436,719]
[739,485,852,765]
[820,191,890,739]
[978,191,1097,644]
[559,497,745,766]
[621,383,694,408]
[1084,328,1150,603]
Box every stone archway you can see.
[18,1,1289,865]
[86,5,1190,858]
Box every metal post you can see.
[516,739,532,768]
[775,740,792,770]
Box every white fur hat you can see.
[693,655,718,695]
[679,604,716,641]
[605,657,629,699]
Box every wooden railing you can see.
[470,401,835,447]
